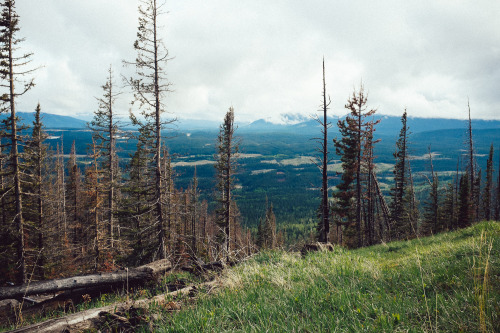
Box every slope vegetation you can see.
[148,222,499,332]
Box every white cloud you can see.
[12,0,500,124]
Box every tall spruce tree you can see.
[483,144,494,220]
[0,0,37,283]
[24,104,49,278]
[466,101,478,222]
[215,107,239,257]
[361,120,380,245]
[89,66,120,250]
[333,84,376,248]
[124,0,173,260]
[390,110,412,240]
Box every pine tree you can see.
[495,148,500,221]
[482,144,494,221]
[466,101,478,222]
[390,110,412,240]
[120,142,152,265]
[24,104,49,278]
[458,174,472,228]
[262,202,277,249]
[189,167,199,256]
[89,66,121,251]
[124,0,173,260]
[83,138,105,270]
[333,84,376,248]
[0,0,39,283]
[422,147,441,235]
[215,107,239,257]
[66,141,83,256]
[361,119,380,245]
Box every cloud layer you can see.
[16,0,500,123]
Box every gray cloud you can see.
[14,0,500,123]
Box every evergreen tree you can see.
[263,203,277,249]
[390,110,412,240]
[422,147,441,235]
[495,148,500,221]
[482,144,494,221]
[120,142,152,265]
[124,0,173,260]
[0,0,37,284]
[458,174,472,228]
[66,141,83,256]
[361,119,380,245]
[215,107,239,257]
[442,181,457,231]
[333,84,376,248]
[89,66,121,250]
[83,139,105,270]
[24,104,49,278]
[466,101,478,222]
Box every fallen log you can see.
[8,280,217,333]
[0,259,171,301]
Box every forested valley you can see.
[0,0,499,331]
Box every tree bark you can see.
[0,260,171,301]
[8,280,217,333]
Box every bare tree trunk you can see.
[321,58,330,243]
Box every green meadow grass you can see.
[146,221,499,332]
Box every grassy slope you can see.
[148,222,499,332]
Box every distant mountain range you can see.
[4,112,500,137]
[241,115,500,137]
[0,112,88,129]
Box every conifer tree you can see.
[264,203,277,249]
[483,144,494,221]
[89,66,120,250]
[422,147,441,235]
[66,141,83,254]
[458,174,472,228]
[189,167,199,256]
[83,139,104,270]
[466,101,478,222]
[215,107,239,256]
[332,84,376,248]
[124,0,173,260]
[390,110,412,240]
[495,148,500,221]
[120,142,152,265]
[0,0,37,283]
[24,104,49,278]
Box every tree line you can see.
[0,0,497,286]
[318,65,500,248]
[0,0,254,285]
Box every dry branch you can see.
[8,280,217,333]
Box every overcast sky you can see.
[15,0,500,123]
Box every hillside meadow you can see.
[142,221,499,332]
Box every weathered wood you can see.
[0,299,21,324]
[0,259,171,301]
[8,280,217,333]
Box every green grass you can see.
[145,221,499,332]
